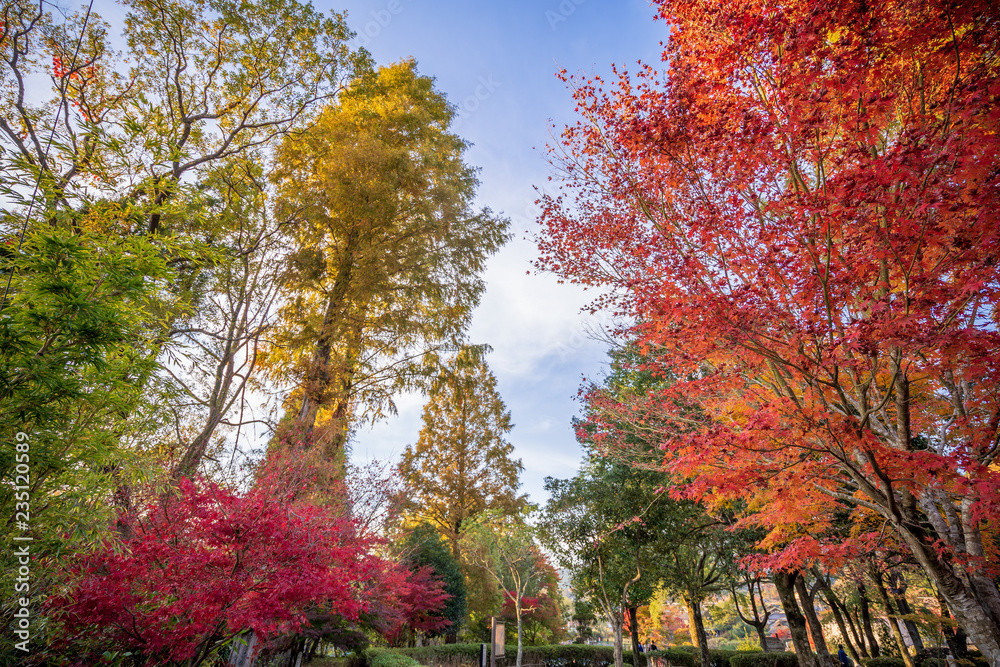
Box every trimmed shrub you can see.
[397,644,482,664]
[649,648,698,667]
[392,643,634,667]
[372,652,424,667]
[524,644,618,667]
[649,648,778,667]
[728,652,799,667]
[650,648,771,667]
[365,645,772,667]
[708,650,740,667]
[861,658,906,667]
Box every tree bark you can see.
[307,637,320,662]
[887,573,924,654]
[516,597,524,667]
[686,600,700,650]
[816,576,863,661]
[731,578,771,652]
[890,504,1000,667]
[685,596,711,667]
[613,611,625,667]
[870,568,915,667]
[795,574,835,667]
[936,588,968,659]
[774,571,818,667]
[857,583,880,658]
[629,605,642,667]
[294,229,360,448]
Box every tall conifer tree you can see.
[398,346,525,560]
[267,61,509,474]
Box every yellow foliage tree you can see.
[398,346,525,560]
[267,61,509,474]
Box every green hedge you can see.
[516,644,631,667]
[728,653,799,667]
[648,648,698,667]
[860,658,906,667]
[648,647,785,667]
[961,652,990,667]
[860,653,990,667]
[365,644,775,667]
[389,644,635,667]
[394,644,481,663]
[371,652,424,667]
[707,651,740,667]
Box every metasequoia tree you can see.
[398,346,525,560]
[537,0,1000,661]
[268,61,509,464]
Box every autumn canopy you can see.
[538,0,1000,661]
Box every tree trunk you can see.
[891,592,924,654]
[827,589,865,660]
[307,637,320,662]
[731,579,771,653]
[629,605,642,667]
[795,574,835,667]
[294,230,360,443]
[756,626,771,654]
[517,597,524,667]
[774,571,818,667]
[685,597,711,667]
[857,583,881,658]
[936,588,968,659]
[841,604,868,659]
[686,600,700,651]
[890,506,1000,667]
[811,570,864,659]
[613,611,625,667]
[888,572,924,653]
[870,569,915,667]
[820,583,862,661]
[446,541,460,646]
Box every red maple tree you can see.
[46,473,376,666]
[378,563,453,646]
[537,0,1000,660]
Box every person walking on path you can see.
[838,645,851,667]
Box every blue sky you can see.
[327,0,669,504]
